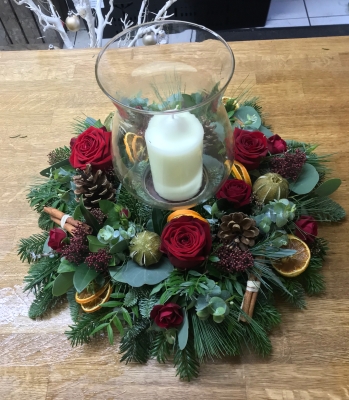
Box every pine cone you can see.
[203,121,217,153]
[217,212,259,251]
[73,164,116,209]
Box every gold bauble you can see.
[65,14,80,32]
[129,231,162,267]
[253,173,289,203]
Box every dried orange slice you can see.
[81,283,112,313]
[272,235,311,278]
[167,209,208,224]
[75,282,110,305]
[132,135,148,162]
[231,161,252,186]
[123,132,136,162]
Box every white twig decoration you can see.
[72,0,96,48]
[12,0,74,49]
[94,0,114,47]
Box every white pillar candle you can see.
[145,111,204,201]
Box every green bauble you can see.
[253,173,289,203]
[129,231,162,267]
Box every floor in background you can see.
[69,0,349,48]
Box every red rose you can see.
[150,303,183,329]
[216,179,251,207]
[69,126,112,171]
[48,228,67,252]
[295,216,318,244]
[234,128,268,170]
[267,134,287,154]
[160,216,212,270]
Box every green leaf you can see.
[40,159,70,177]
[100,301,123,307]
[99,200,115,214]
[208,255,220,262]
[178,310,189,350]
[52,272,74,296]
[80,198,102,234]
[103,111,115,132]
[314,178,342,197]
[87,235,107,252]
[73,263,99,293]
[110,258,174,287]
[73,205,83,221]
[289,163,319,195]
[149,282,164,296]
[57,258,77,273]
[233,106,261,130]
[121,307,133,327]
[107,324,114,345]
[181,94,196,108]
[109,239,129,254]
[152,208,165,235]
[90,323,109,336]
[110,293,125,299]
[259,125,274,138]
[113,316,124,335]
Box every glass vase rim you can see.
[95,19,235,116]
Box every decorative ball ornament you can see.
[129,231,162,267]
[65,13,80,32]
[142,31,157,46]
[253,172,289,203]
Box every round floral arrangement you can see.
[19,98,345,380]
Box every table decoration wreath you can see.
[18,96,345,381]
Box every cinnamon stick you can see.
[44,206,92,233]
[239,274,260,322]
[50,216,76,235]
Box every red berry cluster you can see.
[61,224,89,265]
[270,149,307,181]
[215,245,254,273]
[85,248,112,272]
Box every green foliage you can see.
[117,186,153,225]
[65,310,106,347]
[71,116,103,135]
[27,179,68,213]
[123,289,138,307]
[119,319,152,364]
[299,257,325,295]
[241,315,272,356]
[280,279,306,309]
[18,232,48,263]
[38,211,55,231]
[294,196,345,222]
[150,332,172,363]
[139,297,159,318]
[67,288,80,323]
[48,146,71,165]
[252,302,281,331]
[310,237,328,260]
[174,337,200,381]
[28,287,61,319]
[23,256,60,294]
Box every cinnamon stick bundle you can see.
[239,274,260,322]
[44,207,92,235]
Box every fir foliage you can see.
[139,297,159,319]
[18,232,48,263]
[27,179,67,213]
[117,186,153,225]
[28,288,61,319]
[65,310,106,347]
[38,211,55,231]
[23,256,60,294]
[150,332,172,363]
[174,337,200,381]
[280,279,306,309]
[252,301,282,331]
[299,257,325,295]
[119,319,152,364]
[48,146,71,165]
[67,288,80,323]
[294,196,345,222]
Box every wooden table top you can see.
[1,36,348,400]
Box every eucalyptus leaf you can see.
[233,106,262,130]
[52,272,74,296]
[289,163,319,195]
[73,263,99,293]
[259,125,274,138]
[40,159,70,177]
[314,178,342,197]
[178,310,189,350]
[42,236,53,254]
[109,258,174,287]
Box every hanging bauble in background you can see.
[65,12,80,32]
[142,31,157,46]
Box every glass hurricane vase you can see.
[96,20,235,210]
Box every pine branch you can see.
[294,196,345,222]
[298,257,325,295]
[253,301,282,331]
[191,312,241,362]
[139,297,159,319]
[65,310,106,347]
[18,232,48,263]
[28,287,62,319]
[67,288,80,323]
[38,211,55,231]
[309,237,328,260]
[117,186,152,225]
[27,179,66,213]
[48,146,71,165]
[174,337,200,381]
[23,257,60,294]
[280,279,306,309]
[150,331,172,363]
[119,319,152,364]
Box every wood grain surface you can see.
[0,37,348,400]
